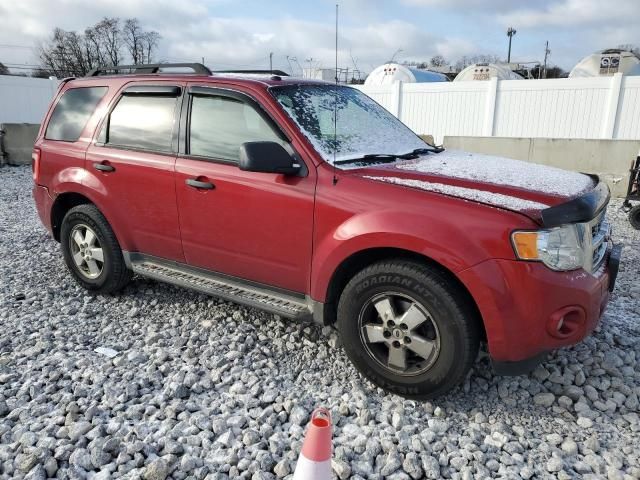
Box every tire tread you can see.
[337,259,480,399]
[61,204,131,294]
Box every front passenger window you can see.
[189,95,283,161]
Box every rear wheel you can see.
[337,260,480,399]
[61,204,131,294]
[629,205,640,230]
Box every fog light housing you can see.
[546,306,585,339]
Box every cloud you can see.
[0,0,471,73]
[496,0,639,28]
[163,16,458,71]
[402,0,555,10]
[1,0,638,74]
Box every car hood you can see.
[347,150,596,223]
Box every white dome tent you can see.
[454,63,524,82]
[569,49,640,78]
[364,63,449,86]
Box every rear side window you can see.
[45,87,107,142]
[189,95,283,161]
[105,95,178,152]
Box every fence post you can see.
[483,76,499,137]
[601,72,623,139]
[391,80,403,119]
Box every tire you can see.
[629,205,640,230]
[337,260,480,399]
[60,204,131,294]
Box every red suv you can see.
[33,63,621,398]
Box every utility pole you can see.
[269,52,273,72]
[543,41,550,79]
[507,27,517,63]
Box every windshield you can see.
[270,84,427,165]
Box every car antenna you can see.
[332,3,339,186]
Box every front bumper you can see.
[458,245,620,373]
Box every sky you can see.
[0,0,638,76]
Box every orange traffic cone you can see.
[293,407,333,479]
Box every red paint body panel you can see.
[309,162,533,300]
[458,258,610,362]
[174,158,315,292]
[33,185,54,233]
[84,146,184,262]
[32,73,614,367]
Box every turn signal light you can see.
[511,231,539,260]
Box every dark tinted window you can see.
[45,87,107,141]
[106,95,178,152]
[189,95,282,161]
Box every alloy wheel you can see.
[358,292,441,376]
[68,224,105,279]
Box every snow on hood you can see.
[365,176,549,212]
[394,150,594,197]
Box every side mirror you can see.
[239,141,301,175]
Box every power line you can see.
[0,66,42,71]
[0,44,34,49]
[2,62,42,67]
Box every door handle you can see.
[94,162,115,172]
[186,178,215,190]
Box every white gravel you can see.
[1,165,639,480]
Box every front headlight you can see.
[512,224,586,271]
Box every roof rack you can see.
[86,63,212,77]
[214,69,290,77]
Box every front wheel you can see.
[629,204,640,230]
[337,260,480,399]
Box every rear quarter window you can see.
[45,87,108,142]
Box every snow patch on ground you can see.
[366,176,549,211]
[395,150,595,197]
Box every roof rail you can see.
[86,63,212,77]
[214,69,290,77]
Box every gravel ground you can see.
[1,165,639,480]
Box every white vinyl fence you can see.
[0,75,60,124]
[355,73,640,144]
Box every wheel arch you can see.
[50,192,94,242]
[320,247,486,341]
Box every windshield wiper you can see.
[334,154,400,166]
[399,147,444,158]
[334,147,443,166]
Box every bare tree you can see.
[39,28,91,77]
[39,17,160,76]
[85,18,122,67]
[454,54,501,70]
[122,18,144,64]
[430,55,448,67]
[141,31,161,64]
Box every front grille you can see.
[587,209,610,273]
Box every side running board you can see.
[125,253,312,320]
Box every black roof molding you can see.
[86,63,212,77]
[214,69,289,76]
